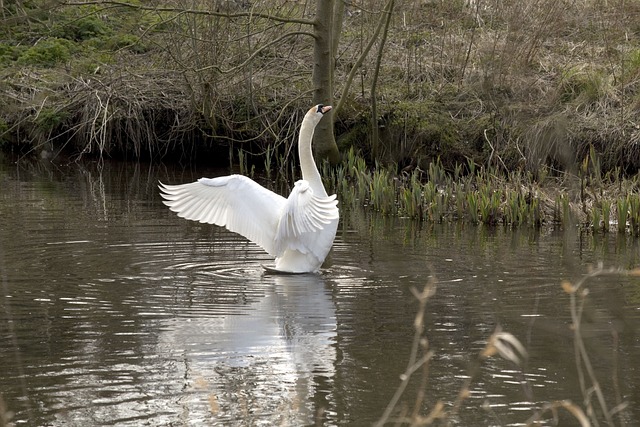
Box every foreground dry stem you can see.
[375,264,634,426]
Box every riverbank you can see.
[2,2,640,165]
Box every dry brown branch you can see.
[525,400,591,427]
[61,0,315,25]
[334,0,393,118]
[561,263,623,426]
[196,30,316,74]
[373,281,437,427]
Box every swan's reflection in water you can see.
[158,272,336,425]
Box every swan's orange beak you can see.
[320,105,332,114]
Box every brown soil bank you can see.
[1,1,640,175]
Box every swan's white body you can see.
[159,105,339,273]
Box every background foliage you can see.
[1,0,639,174]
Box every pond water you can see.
[1,155,639,426]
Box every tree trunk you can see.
[312,0,340,164]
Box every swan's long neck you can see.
[298,114,328,197]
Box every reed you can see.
[377,265,630,426]
[264,145,273,181]
[314,150,640,235]
[370,166,396,214]
[320,161,335,194]
[628,194,640,236]
[454,183,466,221]
[466,192,479,225]
[589,144,602,187]
[428,157,446,185]
[479,188,502,225]
[453,163,463,182]
[355,168,371,204]
[437,191,450,223]
[529,196,542,228]
[557,264,630,426]
[616,197,629,234]
[334,165,348,198]
[601,199,611,232]
[592,204,601,232]
[345,146,367,180]
[505,191,525,226]
[400,172,423,219]
[429,195,445,224]
[467,157,476,177]
[344,146,358,177]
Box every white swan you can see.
[159,104,339,273]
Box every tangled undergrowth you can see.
[2,0,640,175]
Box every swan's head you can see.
[306,104,332,125]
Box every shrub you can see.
[52,15,110,42]
[0,43,19,64]
[103,34,149,54]
[35,108,69,132]
[17,38,75,66]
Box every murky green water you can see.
[1,155,639,426]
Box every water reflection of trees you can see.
[0,159,220,424]
[2,159,344,424]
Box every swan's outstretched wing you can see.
[274,180,339,256]
[159,175,286,256]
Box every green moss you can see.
[337,120,369,151]
[388,101,458,148]
[404,31,430,48]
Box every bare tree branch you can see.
[334,0,393,118]
[194,30,315,74]
[370,0,394,160]
[61,1,316,26]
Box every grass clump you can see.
[0,43,19,65]
[557,67,613,109]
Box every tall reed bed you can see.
[316,149,640,234]
[320,149,542,227]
